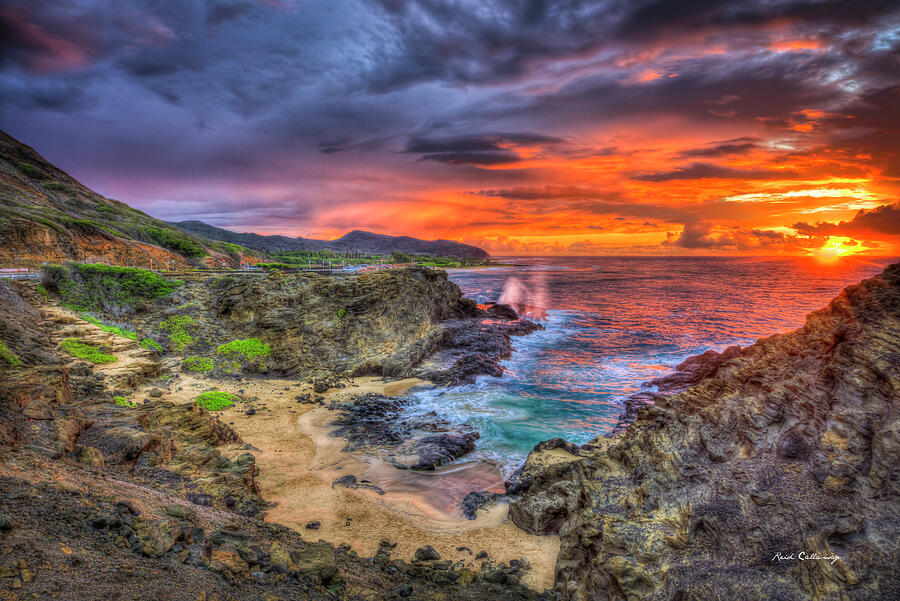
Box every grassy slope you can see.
[0,130,253,266]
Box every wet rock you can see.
[304,521,320,530]
[332,474,384,495]
[148,388,164,398]
[483,303,519,320]
[475,551,488,560]
[245,407,256,416]
[0,515,12,532]
[460,491,510,520]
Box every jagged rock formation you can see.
[127,268,535,384]
[509,263,900,600]
[173,220,491,259]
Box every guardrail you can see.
[0,270,41,280]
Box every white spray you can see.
[498,273,548,321]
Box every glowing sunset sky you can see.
[1,0,899,255]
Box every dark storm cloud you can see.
[793,202,900,237]
[678,137,761,158]
[819,85,900,178]
[473,186,706,223]
[404,132,564,166]
[663,223,806,250]
[634,162,798,182]
[406,133,563,154]
[1,0,899,242]
[366,0,900,90]
[419,151,522,166]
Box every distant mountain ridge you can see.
[172,220,490,259]
[0,129,489,268]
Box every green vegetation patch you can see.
[60,338,118,364]
[194,391,239,411]
[0,341,22,366]
[36,285,49,299]
[18,162,45,179]
[140,337,162,352]
[81,314,138,340]
[114,396,139,408]
[217,338,270,360]
[43,263,182,314]
[137,225,206,258]
[182,355,214,373]
[216,338,271,373]
[158,315,197,351]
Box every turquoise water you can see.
[405,256,897,473]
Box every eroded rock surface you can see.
[511,263,900,600]
[329,393,481,470]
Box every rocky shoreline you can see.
[2,262,899,600]
[504,263,900,600]
[0,267,557,599]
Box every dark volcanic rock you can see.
[414,545,441,561]
[607,345,744,436]
[460,491,511,520]
[329,393,480,469]
[332,474,385,495]
[414,317,542,386]
[511,263,900,600]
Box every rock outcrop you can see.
[510,263,900,600]
[124,268,536,385]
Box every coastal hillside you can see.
[0,131,255,269]
[173,220,491,259]
[509,263,900,600]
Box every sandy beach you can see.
[157,372,560,590]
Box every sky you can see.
[1,0,899,256]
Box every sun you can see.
[814,237,857,262]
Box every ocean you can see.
[404,255,898,474]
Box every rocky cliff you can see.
[113,267,534,385]
[509,263,900,600]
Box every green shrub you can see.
[182,355,213,373]
[216,338,271,373]
[216,338,271,360]
[140,337,162,352]
[19,162,45,179]
[114,396,138,408]
[46,263,181,314]
[80,314,138,339]
[137,225,206,258]
[158,315,197,351]
[194,391,238,411]
[0,341,22,366]
[337,308,346,319]
[43,182,70,193]
[36,285,49,299]
[60,338,117,364]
